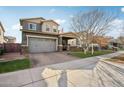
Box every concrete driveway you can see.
[29,52,79,67]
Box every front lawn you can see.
[69,50,113,58]
[0,58,31,74]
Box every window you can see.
[46,27,50,31]
[72,41,74,44]
[53,29,57,32]
[28,23,36,30]
[76,39,80,45]
[53,26,57,32]
[46,25,50,31]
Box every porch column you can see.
[58,36,63,51]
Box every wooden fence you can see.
[0,43,21,53]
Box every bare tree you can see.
[118,36,124,44]
[70,9,117,54]
[118,22,124,45]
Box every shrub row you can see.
[0,48,4,55]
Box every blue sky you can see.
[0,6,124,43]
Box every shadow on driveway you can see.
[29,52,79,68]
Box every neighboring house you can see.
[117,36,124,49]
[68,35,112,50]
[20,17,76,53]
[0,22,6,44]
[92,36,111,48]
[4,36,16,43]
[0,22,16,44]
[108,38,124,49]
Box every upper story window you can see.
[28,23,36,30]
[53,29,57,32]
[46,28,50,31]
[53,26,57,32]
[46,25,50,31]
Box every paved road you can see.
[0,51,123,87]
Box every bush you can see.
[0,48,4,55]
[70,46,82,52]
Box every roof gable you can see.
[20,17,46,24]
[60,32,76,38]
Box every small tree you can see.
[70,9,116,54]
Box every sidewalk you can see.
[0,51,123,87]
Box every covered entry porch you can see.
[58,32,76,51]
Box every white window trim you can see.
[28,23,37,30]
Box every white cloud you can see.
[54,19,66,24]
[49,8,56,13]
[111,19,123,31]
[121,7,124,13]
[69,15,74,18]
[11,23,20,30]
[107,19,124,38]
[111,19,123,25]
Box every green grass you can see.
[69,50,113,58]
[119,48,124,51]
[0,58,31,74]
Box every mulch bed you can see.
[110,54,124,64]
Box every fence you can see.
[0,43,21,53]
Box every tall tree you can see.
[118,22,124,46]
[70,9,117,54]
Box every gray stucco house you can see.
[20,17,76,53]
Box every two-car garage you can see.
[28,37,57,53]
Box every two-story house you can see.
[0,22,6,44]
[20,17,76,53]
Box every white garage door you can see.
[28,37,56,53]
